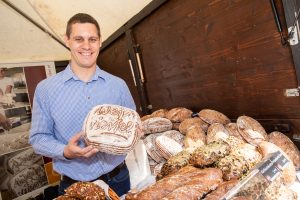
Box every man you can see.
[29,13,135,196]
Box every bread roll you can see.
[206,123,229,144]
[165,107,192,123]
[198,109,230,125]
[151,109,168,118]
[179,117,208,135]
[144,133,165,163]
[237,115,268,146]
[204,180,238,200]
[142,117,173,134]
[155,136,183,160]
[268,131,300,170]
[184,126,206,149]
[225,123,244,140]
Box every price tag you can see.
[261,165,281,182]
[275,154,289,170]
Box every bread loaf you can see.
[204,180,238,200]
[143,133,165,163]
[184,126,206,149]
[206,123,229,144]
[64,182,106,200]
[237,115,268,146]
[155,136,183,160]
[161,130,184,146]
[83,104,143,155]
[179,117,208,135]
[268,131,300,170]
[198,109,230,125]
[142,117,173,134]
[225,123,245,140]
[165,107,192,123]
[151,109,168,118]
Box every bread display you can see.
[237,115,268,146]
[198,109,231,125]
[179,117,208,135]
[165,107,192,123]
[206,123,229,144]
[83,104,143,155]
[189,141,230,167]
[155,135,183,160]
[142,117,173,134]
[268,131,300,170]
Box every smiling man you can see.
[29,13,135,197]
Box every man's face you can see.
[65,23,101,69]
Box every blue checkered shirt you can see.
[29,65,136,181]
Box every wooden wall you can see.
[98,0,300,138]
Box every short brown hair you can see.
[66,13,101,38]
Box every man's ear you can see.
[64,34,70,48]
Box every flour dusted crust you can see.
[8,164,48,197]
[83,104,143,155]
[165,107,193,123]
[179,117,208,135]
[184,126,206,149]
[225,123,245,140]
[143,133,165,163]
[268,131,300,170]
[142,117,173,134]
[198,109,231,125]
[7,148,43,174]
[237,115,268,146]
[155,135,183,160]
[206,123,229,144]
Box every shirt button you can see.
[87,96,90,99]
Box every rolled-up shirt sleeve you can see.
[29,83,67,160]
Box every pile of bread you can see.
[127,107,300,200]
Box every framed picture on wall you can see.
[0,62,56,200]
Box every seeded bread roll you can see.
[206,123,229,144]
[237,115,268,146]
[179,117,209,135]
[198,109,231,125]
[83,104,143,155]
[268,131,300,170]
[259,141,296,185]
[165,107,193,123]
[142,117,173,134]
[64,182,106,200]
[141,114,152,121]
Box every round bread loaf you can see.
[161,130,184,146]
[151,109,168,118]
[143,133,165,163]
[206,123,229,144]
[231,143,262,169]
[155,135,183,160]
[224,135,245,151]
[198,109,230,125]
[83,104,143,155]
[268,131,300,170]
[237,115,268,146]
[64,182,106,200]
[178,117,208,135]
[184,126,206,149]
[141,114,152,121]
[165,107,193,123]
[142,117,173,134]
[258,141,296,186]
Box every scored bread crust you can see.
[198,109,231,125]
[83,104,143,155]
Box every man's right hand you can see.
[63,132,99,159]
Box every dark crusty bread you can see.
[165,107,193,123]
[204,180,238,200]
[64,182,106,200]
[268,131,300,170]
[198,109,230,125]
[179,117,208,135]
